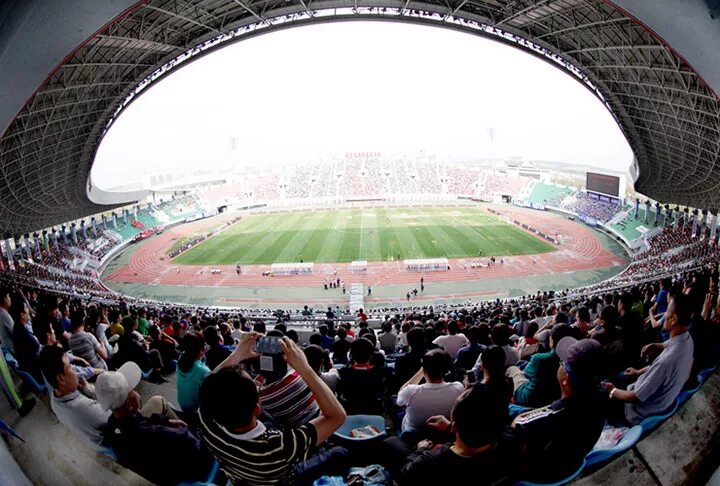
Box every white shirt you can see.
[432,334,470,359]
[231,329,244,342]
[397,381,464,433]
[320,368,340,391]
[0,308,14,354]
[51,390,111,447]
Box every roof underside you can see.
[1,0,719,236]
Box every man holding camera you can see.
[199,333,349,486]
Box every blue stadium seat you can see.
[585,426,642,468]
[2,348,47,394]
[697,366,717,385]
[99,448,117,461]
[514,459,586,486]
[678,383,702,405]
[333,415,387,442]
[509,404,532,418]
[140,368,154,381]
[638,399,680,434]
[177,459,219,486]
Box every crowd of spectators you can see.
[560,191,620,223]
[1,253,718,485]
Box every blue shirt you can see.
[177,358,211,413]
[626,331,693,424]
[656,289,669,314]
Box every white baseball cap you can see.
[95,362,142,411]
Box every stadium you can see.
[1,1,720,486]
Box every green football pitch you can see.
[171,207,556,265]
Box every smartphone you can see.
[255,336,282,355]
[465,370,476,384]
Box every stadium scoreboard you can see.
[586,172,620,197]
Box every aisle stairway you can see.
[349,283,364,312]
[0,379,172,486]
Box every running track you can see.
[105,205,627,295]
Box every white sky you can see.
[92,21,634,190]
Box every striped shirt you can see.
[259,370,319,428]
[68,331,107,370]
[199,415,317,486]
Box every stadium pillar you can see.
[4,239,14,269]
[70,222,77,243]
[710,213,718,243]
[111,212,117,229]
[654,203,660,226]
[50,228,57,249]
[80,220,87,239]
[702,209,709,226]
[32,233,41,261]
[132,206,138,221]
[644,201,651,223]
[60,225,68,245]
[101,214,108,231]
[41,230,49,253]
[91,217,97,235]
[663,205,670,226]
[122,209,128,224]
[634,198,640,218]
[691,210,699,237]
[23,234,32,260]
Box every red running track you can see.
[105,205,627,289]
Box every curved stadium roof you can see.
[1,0,719,236]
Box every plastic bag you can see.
[347,464,392,486]
[594,426,628,450]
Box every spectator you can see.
[396,349,464,440]
[257,332,320,428]
[199,335,349,486]
[572,306,593,336]
[318,325,333,351]
[338,338,384,414]
[432,321,469,360]
[0,288,15,354]
[331,328,351,364]
[511,337,606,483]
[219,322,234,346]
[108,309,125,337]
[454,324,488,372]
[68,311,108,371]
[399,384,516,486]
[39,345,109,447]
[471,324,517,378]
[176,331,210,413]
[147,324,179,371]
[304,344,340,391]
[604,293,694,425]
[394,327,426,387]
[508,324,573,408]
[136,309,150,336]
[475,345,513,406]
[516,321,540,361]
[203,325,234,370]
[231,319,244,342]
[114,325,166,384]
[378,321,398,355]
[97,362,214,485]
[11,298,41,381]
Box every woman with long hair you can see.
[176,331,209,413]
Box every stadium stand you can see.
[3,1,720,484]
[1,255,718,485]
[525,182,574,207]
